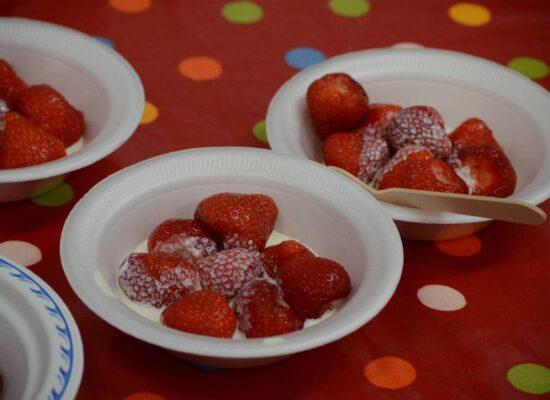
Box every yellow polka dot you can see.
[364,356,417,389]
[109,0,152,13]
[140,101,158,124]
[449,3,491,26]
[122,393,165,400]
[435,234,482,257]
[178,57,223,81]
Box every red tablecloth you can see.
[1,1,550,399]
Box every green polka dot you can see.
[253,120,267,143]
[329,0,370,17]
[222,1,263,24]
[508,57,549,80]
[32,182,74,207]
[507,363,550,395]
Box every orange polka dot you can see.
[364,356,416,389]
[122,393,165,400]
[178,57,223,81]
[435,234,482,256]
[109,0,152,13]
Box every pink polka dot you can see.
[0,241,42,266]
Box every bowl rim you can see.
[60,146,404,360]
[0,17,144,183]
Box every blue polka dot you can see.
[284,47,327,69]
[94,36,115,49]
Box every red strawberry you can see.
[449,118,501,150]
[355,103,402,138]
[387,106,452,158]
[195,248,262,299]
[323,132,390,183]
[194,193,278,251]
[447,145,516,197]
[261,240,314,278]
[118,252,197,308]
[148,218,217,263]
[372,145,433,188]
[277,256,351,319]
[0,59,26,106]
[161,290,237,338]
[307,73,369,139]
[233,279,303,338]
[0,111,66,169]
[17,84,84,147]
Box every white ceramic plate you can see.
[0,256,83,400]
[0,17,144,202]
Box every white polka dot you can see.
[392,42,424,49]
[417,284,466,311]
[0,241,42,266]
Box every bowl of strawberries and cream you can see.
[60,147,403,368]
[0,18,143,202]
[267,48,550,240]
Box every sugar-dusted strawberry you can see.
[323,132,390,184]
[355,103,402,138]
[0,59,26,106]
[161,290,237,338]
[0,111,66,169]
[233,279,304,338]
[261,240,314,278]
[387,105,452,159]
[277,256,351,319]
[118,252,198,308]
[372,145,433,188]
[447,144,516,197]
[195,248,262,299]
[148,218,217,263]
[449,118,501,150]
[306,73,369,140]
[17,84,84,147]
[194,193,278,251]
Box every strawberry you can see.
[261,240,314,278]
[387,106,452,158]
[449,118,501,150]
[194,248,262,299]
[233,279,303,338]
[17,84,84,147]
[161,290,237,338]
[118,252,197,308]
[194,193,278,251]
[0,111,66,169]
[277,256,351,319]
[0,59,26,106]
[372,145,433,188]
[447,144,516,197]
[323,132,390,183]
[306,73,369,139]
[148,218,217,263]
[355,103,402,138]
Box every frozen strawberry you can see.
[195,248,262,299]
[387,105,452,158]
[261,240,314,278]
[118,253,197,308]
[148,218,217,263]
[17,84,84,147]
[372,145,433,188]
[447,144,516,197]
[355,103,402,138]
[0,111,66,169]
[194,193,278,251]
[306,73,369,139]
[277,256,351,319]
[449,118,501,150]
[233,279,303,338]
[161,290,237,338]
[0,59,26,106]
[323,132,390,183]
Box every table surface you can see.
[1,1,550,399]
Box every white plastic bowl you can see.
[266,48,550,240]
[0,17,144,202]
[0,256,83,400]
[60,147,403,368]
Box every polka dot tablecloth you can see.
[1,1,550,399]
